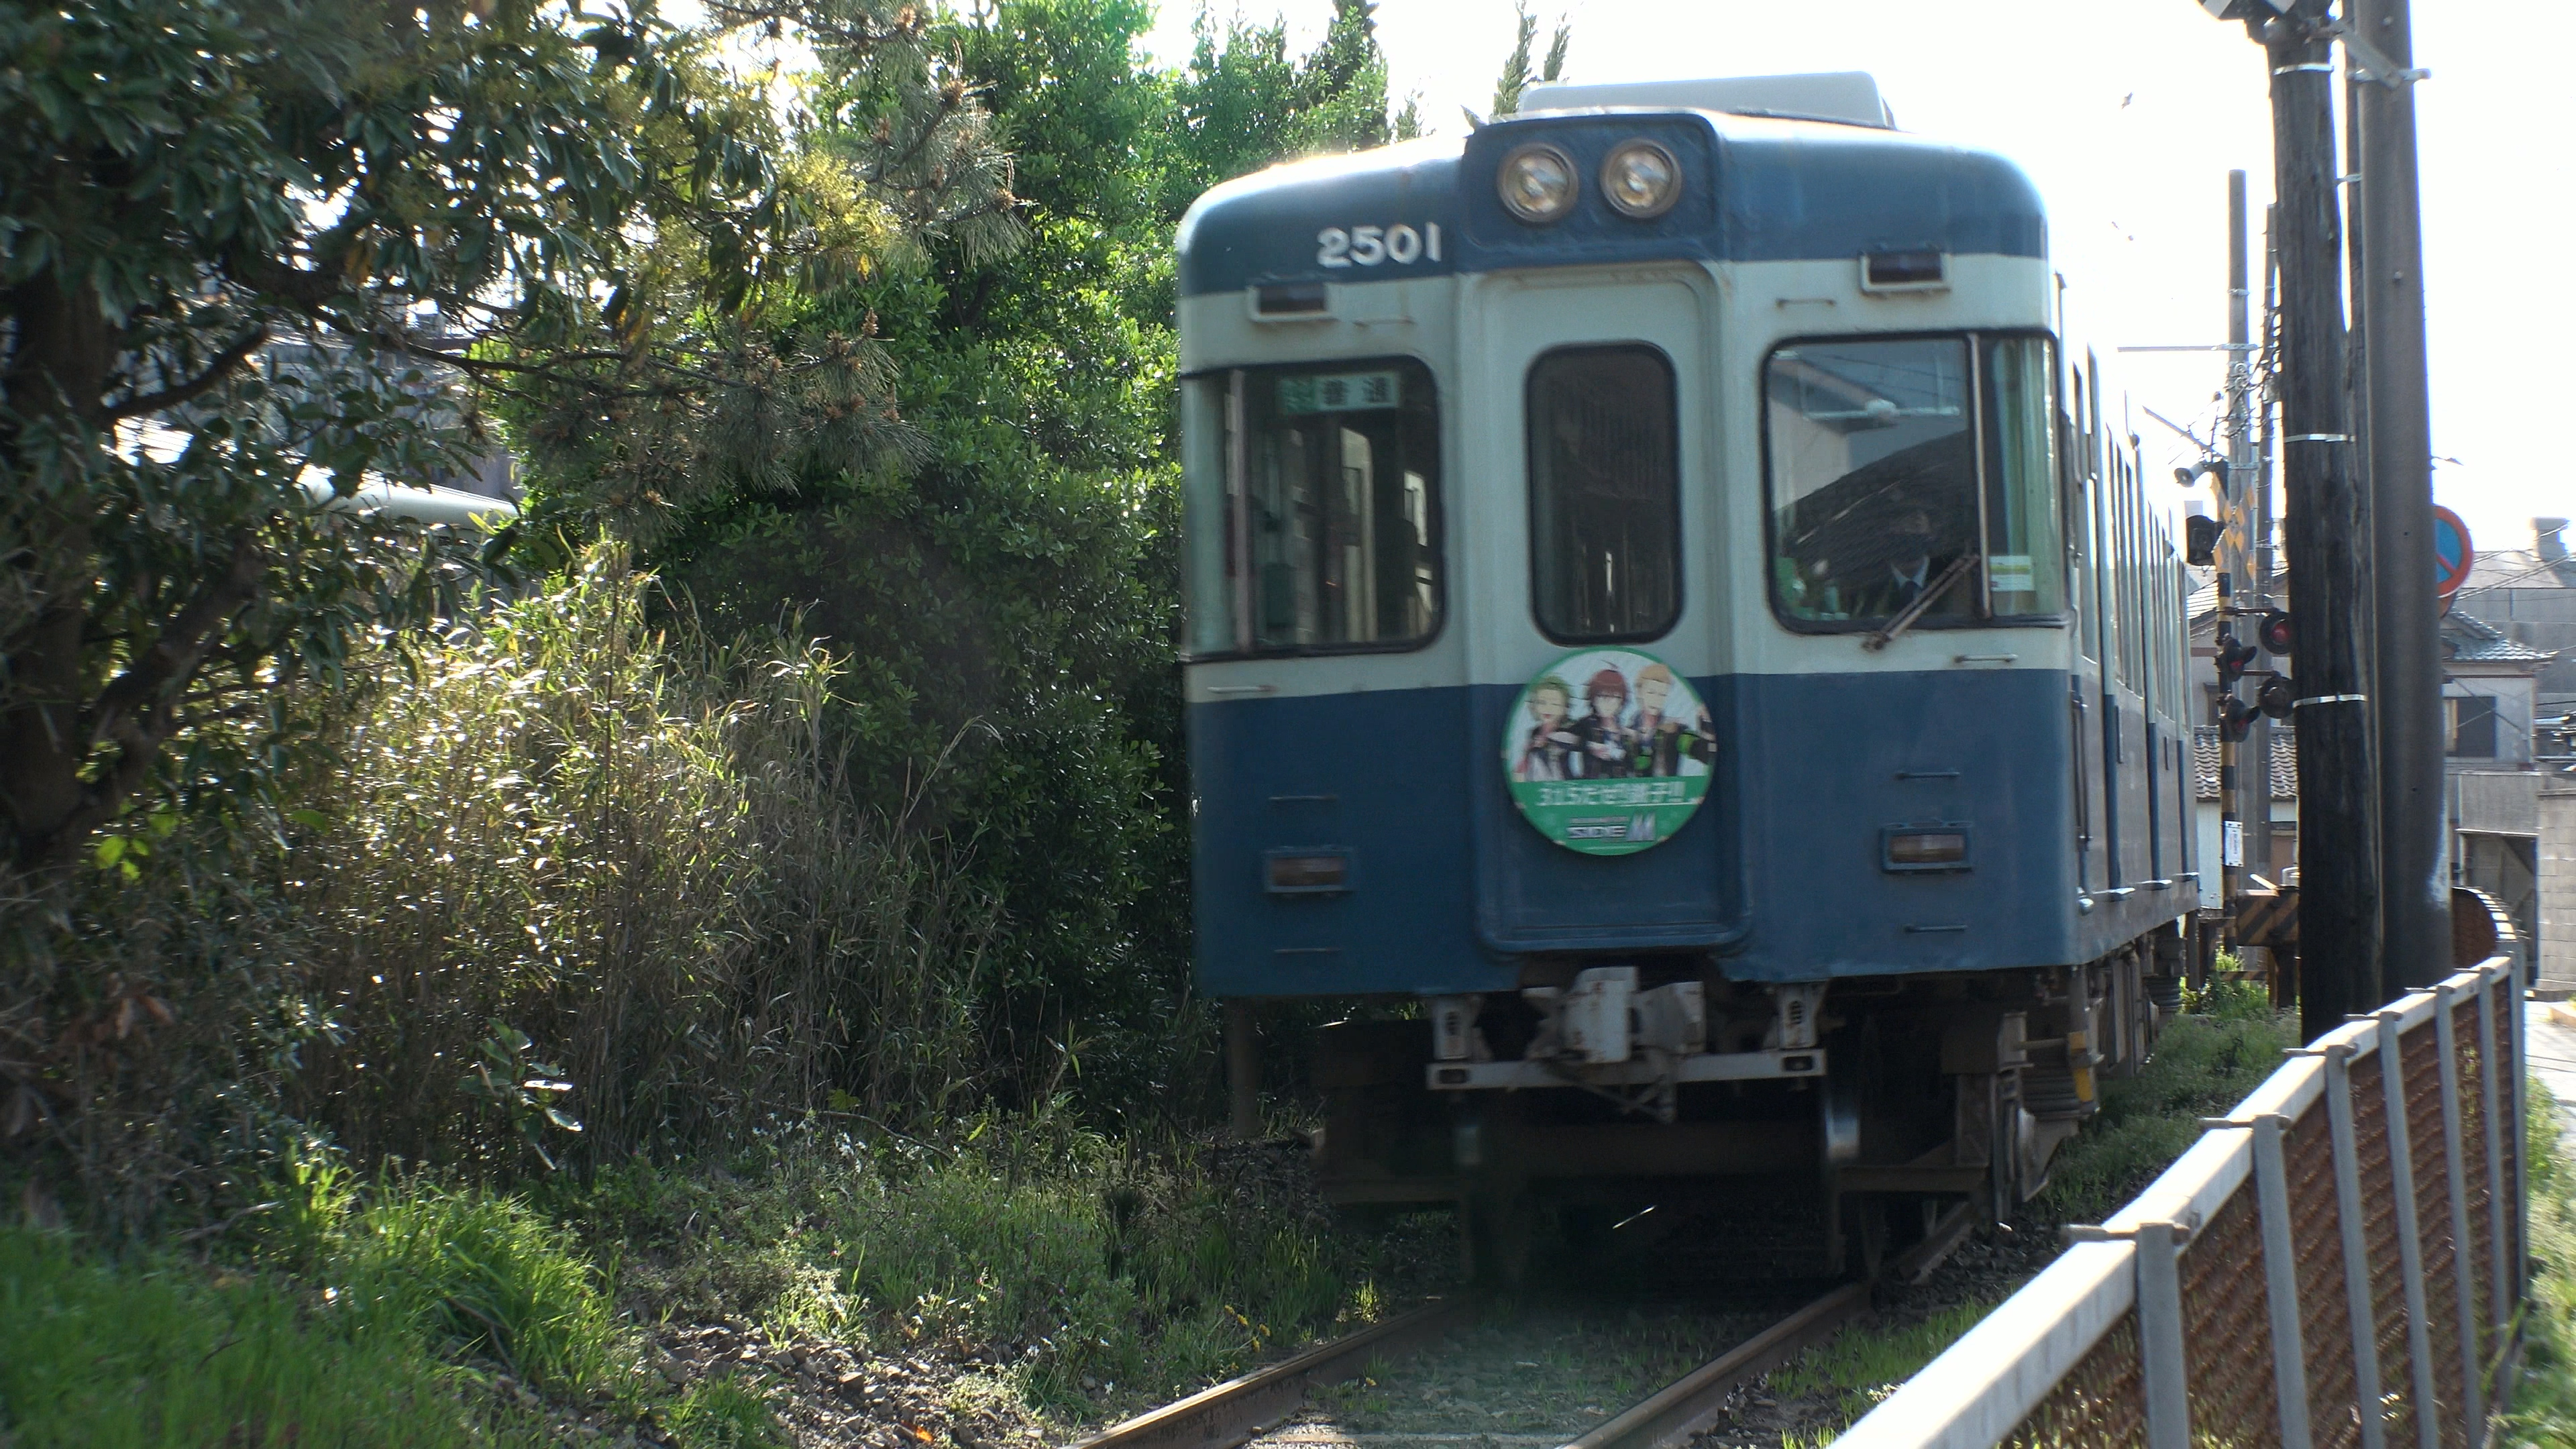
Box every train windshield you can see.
[1764,334,2063,629]
[1181,359,1442,656]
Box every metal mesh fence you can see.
[2284,1105,2363,1449]
[2493,983,2525,1331]
[2400,1021,2469,1448]
[2178,1183,2277,1444]
[2003,1310,2144,1449]
[2452,998,2498,1401]
[2347,1046,2421,1449]
[1834,961,2526,1449]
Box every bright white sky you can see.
[1136,0,2575,561]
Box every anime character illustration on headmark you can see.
[1513,674,1579,782]
[1502,649,1717,856]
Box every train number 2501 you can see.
[1316,223,1443,268]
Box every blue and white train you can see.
[1176,72,2198,1275]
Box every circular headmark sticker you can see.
[1503,649,1716,855]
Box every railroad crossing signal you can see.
[2257,674,2296,720]
[2258,608,2292,655]
[2214,629,2257,690]
[2186,515,2220,567]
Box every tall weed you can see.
[331,1183,621,1396]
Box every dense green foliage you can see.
[5,0,1440,1218]
[0,1,1505,1440]
[510,0,1431,1123]
[2511,1079,2576,1441]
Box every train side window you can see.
[1527,345,1681,642]
[1179,376,1238,657]
[1982,335,2065,619]
[1226,358,1444,654]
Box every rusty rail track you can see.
[1064,1298,1476,1449]
[1063,1202,1975,1449]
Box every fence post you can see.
[2319,1042,2389,1449]
[2377,1011,2443,1449]
[2479,966,2510,1360]
[2137,1218,2192,1449]
[2513,962,2530,1313]
[2434,982,2483,1430]
[2250,1113,2315,1448]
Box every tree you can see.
[1490,2,1572,117]
[0,1,736,881]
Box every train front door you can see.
[1466,268,1736,951]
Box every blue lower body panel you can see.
[1191,668,2193,999]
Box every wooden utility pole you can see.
[2350,0,2450,989]
[2259,1,2383,1038]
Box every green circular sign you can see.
[1503,649,1716,855]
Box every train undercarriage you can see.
[1291,925,2192,1283]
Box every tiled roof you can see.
[2192,724,2297,802]
[2443,609,2556,664]
[2460,547,2576,594]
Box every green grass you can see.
[661,1375,788,1448]
[2510,1077,2576,1442]
[1762,1299,2002,1444]
[2035,985,2294,1224]
[329,1181,624,1398]
[564,1123,1417,1420]
[0,1228,529,1448]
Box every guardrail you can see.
[1837,954,2526,1449]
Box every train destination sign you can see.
[1504,649,1715,855]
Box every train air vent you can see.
[1860,251,1947,293]
[1252,281,1331,319]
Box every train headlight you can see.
[1497,143,1578,224]
[1600,139,1681,219]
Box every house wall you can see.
[2447,672,2538,767]
[2538,780,2576,991]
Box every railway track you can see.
[1066,1206,1973,1449]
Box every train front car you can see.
[1177,73,2198,1279]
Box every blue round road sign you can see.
[2434,506,2473,599]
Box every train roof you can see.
[1175,92,2045,299]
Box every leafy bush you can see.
[288,547,1002,1172]
[0,1228,505,1448]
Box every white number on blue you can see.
[1317,222,1440,269]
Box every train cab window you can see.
[1222,358,1442,653]
[1527,346,1682,642]
[1764,334,2065,631]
